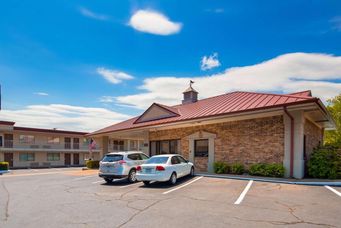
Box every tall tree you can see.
[324,93,341,147]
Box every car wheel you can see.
[143,181,150,186]
[104,178,113,183]
[169,172,177,185]
[190,167,195,176]
[128,169,137,183]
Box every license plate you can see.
[144,168,152,174]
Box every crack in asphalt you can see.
[232,200,337,227]
[0,180,10,222]
[232,216,336,227]
[116,198,170,228]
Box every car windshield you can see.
[102,154,123,162]
[145,156,169,164]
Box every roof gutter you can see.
[283,106,294,178]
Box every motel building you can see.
[0,121,102,168]
[89,85,335,179]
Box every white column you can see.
[283,110,305,179]
[127,140,131,151]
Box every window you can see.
[64,137,71,149]
[139,154,149,160]
[177,156,187,163]
[145,156,169,164]
[127,153,140,160]
[47,153,60,161]
[19,135,35,144]
[47,137,60,144]
[0,136,2,147]
[102,154,123,162]
[113,140,124,151]
[73,138,80,149]
[150,140,180,156]
[83,138,89,146]
[130,140,138,150]
[194,139,209,157]
[171,156,180,165]
[19,153,35,161]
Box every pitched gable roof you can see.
[286,90,312,97]
[89,91,318,136]
[134,103,180,124]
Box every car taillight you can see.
[119,160,126,165]
[136,166,142,172]
[155,166,165,171]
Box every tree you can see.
[324,93,341,147]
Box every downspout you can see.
[283,107,294,178]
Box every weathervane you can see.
[190,80,194,87]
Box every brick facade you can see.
[304,119,323,160]
[149,115,285,171]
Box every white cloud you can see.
[116,52,341,109]
[201,53,221,70]
[97,67,134,84]
[79,7,109,21]
[34,92,49,96]
[330,16,341,31]
[128,10,182,35]
[206,8,224,13]
[0,104,130,132]
[99,96,115,103]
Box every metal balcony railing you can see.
[1,140,101,151]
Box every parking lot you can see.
[0,168,340,228]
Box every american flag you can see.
[89,138,96,150]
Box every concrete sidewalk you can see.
[197,172,341,187]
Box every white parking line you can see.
[234,180,253,205]
[92,180,105,184]
[162,176,203,195]
[325,185,341,197]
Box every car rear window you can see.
[146,156,169,164]
[102,154,123,162]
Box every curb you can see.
[196,173,341,187]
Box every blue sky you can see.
[1,1,341,131]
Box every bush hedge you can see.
[0,162,9,171]
[213,161,229,174]
[307,146,341,179]
[86,160,100,169]
[249,163,285,177]
[230,163,245,175]
[213,161,284,177]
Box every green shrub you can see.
[213,161,229,174]
[249,163,266,176]
[264,164,285,177]
[86,160,100,169]
[307,146,341,179]
[249,163,285,177]
[230,163,245,175]
[0,162,9,171]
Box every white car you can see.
[136,154,195,185]
[99,151,149,183]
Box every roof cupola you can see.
[182,80,198,104]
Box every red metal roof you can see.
[287,90,312,97]
[0,121,15,126]
[89,91,318,136]
[13,127,88,135]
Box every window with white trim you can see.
[19,135,35,144]
[19,152,35,161]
